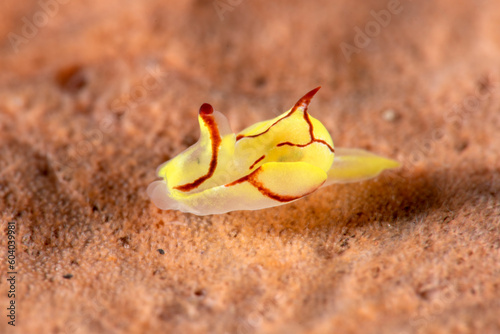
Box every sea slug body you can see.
[148,87,400,215]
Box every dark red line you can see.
[249,155,266,170]
[236,87,321,142]
[313,139,334,152]
[224,88,331,202]
[225,166,323,203]
[225,167,260,187]
[303,110,315,141]
[236,112,293,141]
[277,141,306,148]
[248,177,316,202]
[174,104,221,192]
[274,91,334,153]
[276,140,334,152]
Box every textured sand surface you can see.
[1,0,499,333]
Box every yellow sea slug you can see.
[148,87,400,215]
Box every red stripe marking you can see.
[226,166,323,203]
[236,112,294,141]
[249,155,266,170]
[236,87,321,142]
[276,140,334,152]
[275,91,334,153]
[174,104,221,192]
[236,87,333,151]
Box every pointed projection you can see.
[148,88,400,215]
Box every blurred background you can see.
[1,1,499,333]
[1,0,499,166]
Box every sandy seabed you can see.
[0,1,499,333]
